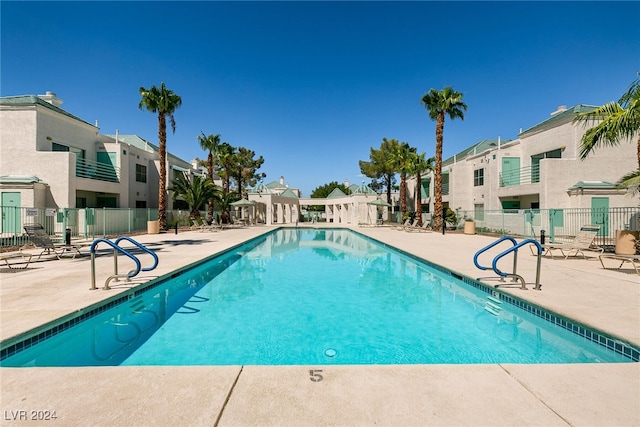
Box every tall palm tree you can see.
[139,82,182,230]
[392,142,415,216]
[409,152,435,226]
[215,142,235,194]
[421,86,467,230]
[197,132,221,220]
[574,73,640,194]
[216,191,237,224]
[168,172,221,220]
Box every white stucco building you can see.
[408,104,638,215]
[0,92,204,211]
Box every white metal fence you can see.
[1,205,638,251]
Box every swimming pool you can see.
[1,228,638,366]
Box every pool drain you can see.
[324,348,337,357]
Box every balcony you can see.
[499,164,540,187]
[76,158,120,183]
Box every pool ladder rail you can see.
[89,236,159,290]
[474,236,543,290]
[484,295,503,316]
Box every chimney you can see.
[551,105,567,116]
[38,91,63,108]
[344,178,350,188]
[279,176,284,185]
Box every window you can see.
[531,148,561,183]
[442,173,450,195]
[76,197,87,208]
[473,168,484,186]
[135,200,147,208]
[136,164,147,183]
[474,204,484,221]
[52,143,85,159]
[52,142,69,152]
[501,200,520,211]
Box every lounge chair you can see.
[190,217,219,232]
[405,221,432,233]
[21,223,84,259]
[540,224,603,259]
[599,253,640,275]
[394,219,418,231]
[391,219,411,230]
[1,252,33,270]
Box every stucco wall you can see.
[408,113,638,214]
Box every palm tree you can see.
[409,152,435,226]
[197,132,221,220]
[139,83,182,230]
[392,142,415,216]
[168,172,221,220]
[216,191,237,224]
[574,73,640,194]
[421,86,467,230]
[215,142,235,194]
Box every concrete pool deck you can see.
[1,225,638,426]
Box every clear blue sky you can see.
[2,1,638,197]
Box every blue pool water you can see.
[1,228,636,366]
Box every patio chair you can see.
[540,225,604,259]
[394,219,417,231]
[391,218,411,230]
[1,252,33,270]
[406,221,432,233]
[190,217,218,232]
[599,253,640,275]
[21,223,83,260]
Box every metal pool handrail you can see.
[114,236,159,272]
[90,237,155,290]
[491,239,543,290]
[474,236,543,290]
[473,235,518,271]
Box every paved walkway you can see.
[1,225,638,426]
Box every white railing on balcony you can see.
[76,158,120,182]
[499,164,540,187]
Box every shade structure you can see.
[367,199,391,207]
[230,199,256,207]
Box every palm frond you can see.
[617,169,640,197]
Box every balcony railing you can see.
[499,164,540,187]
[76,158,120,183]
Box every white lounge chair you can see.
[1,252,33,270]
[397,219,418,231]
[392,219,411,230]
[405,221,432,233]
[540,225,603,259]
[190,217,219,232]
[599,253,640,275]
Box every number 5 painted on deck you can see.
[309,369,323,382]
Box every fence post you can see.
[62,208,68,240]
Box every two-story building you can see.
[0,91,209,237]
[0,91,205,211]
[407,104,638,236]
